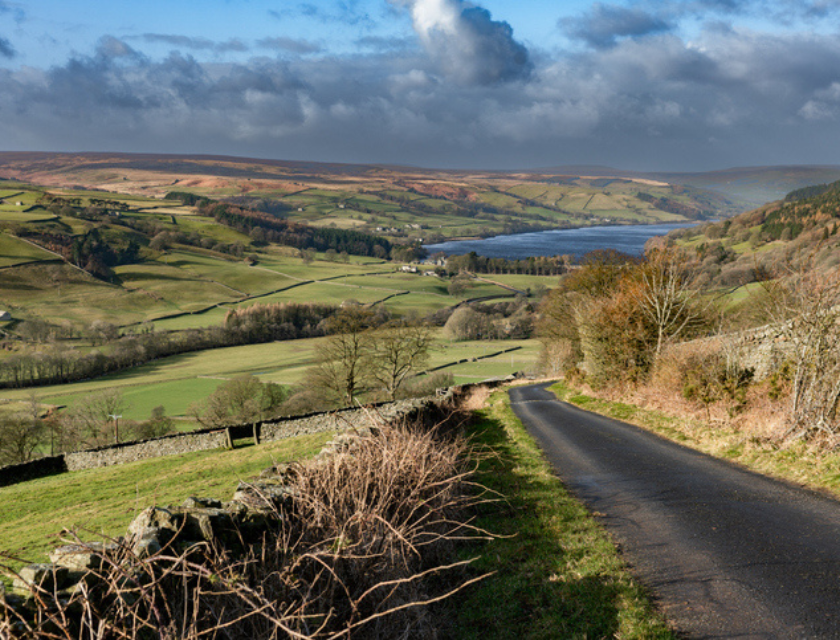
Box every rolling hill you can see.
[0,152,743,244]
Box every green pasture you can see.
[3,338,325,417]
[46,377,227,422]
[156,252,286,295]
[0,235,57,267]
[0,263,169,326]
[4,335,539,424]
[254,257,392,280]
[338,273,448,295]
[504,184,549,200]
[559,191,597,212]
[239,281,386,307]
[477,191,524,211]
[377,292,453,315]
[586,193,628,212]
[0,208,57,223]
[2,248,388,329]
[414,198,456,212]
[0,430,334,573]
[523,205,561,218]
[148,306,231,332]
[171,216,253,244]
[115,262,242,311]
[422,337,540,383]
[0,190,39,205]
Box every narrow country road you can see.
[510,383,840,639]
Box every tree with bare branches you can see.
[307,307,378,406]
[637,248,705,359]
[761,266,840,441]
[371,321,434,401]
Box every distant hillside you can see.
[532,163,840,209]
[0,152,742,235]
[666,179,840,290]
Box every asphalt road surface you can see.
[510,383,840,639]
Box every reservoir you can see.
[424,222,696,260]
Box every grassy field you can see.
[2,335,540,421]
[3,339,324,420]
[0,430,334,575]
[0,235,58,267]
[447,390,674,639]
[0,383,677,635]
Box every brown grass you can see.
[0,419,494,639]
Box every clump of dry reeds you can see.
[1,419,493,639]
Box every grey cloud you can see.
[257,37,322,55]
[0,37,15,59]
[354,36,414,52]
[803,0,840,16]
[296,2,374,27]
[95,36,143,60]
[5,23,840,171]
[0,1,25,23]
[396,0,532,85]
[140,34,249,53]
[563,3,674,49]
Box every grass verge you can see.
[549,380,840,501]
[447,390,675,639]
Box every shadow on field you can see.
[438,412,637,640]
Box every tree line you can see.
[442,251,566,276]
[0,302,341,389]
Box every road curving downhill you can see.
[510,382,840,639]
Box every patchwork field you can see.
[1,334,539,422]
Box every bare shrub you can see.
[761,267,840,442]
[1,420,492,639]
[653,336,754,425]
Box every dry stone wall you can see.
[260,398,430,442]
[666,324,791,381]
[64,430,230,471]
[3,387,484,612]
[0,395,468,488]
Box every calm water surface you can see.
[424,222,696,260]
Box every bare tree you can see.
[0,415,44,465]
[761,266,840,441]
[371,321,434,400]
[193,375,289,428]
[308,308,377,406]
[61,388,126,450]
[637,248,704,359]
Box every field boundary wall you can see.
[0,380,511,488]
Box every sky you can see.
[3,0,840,171]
